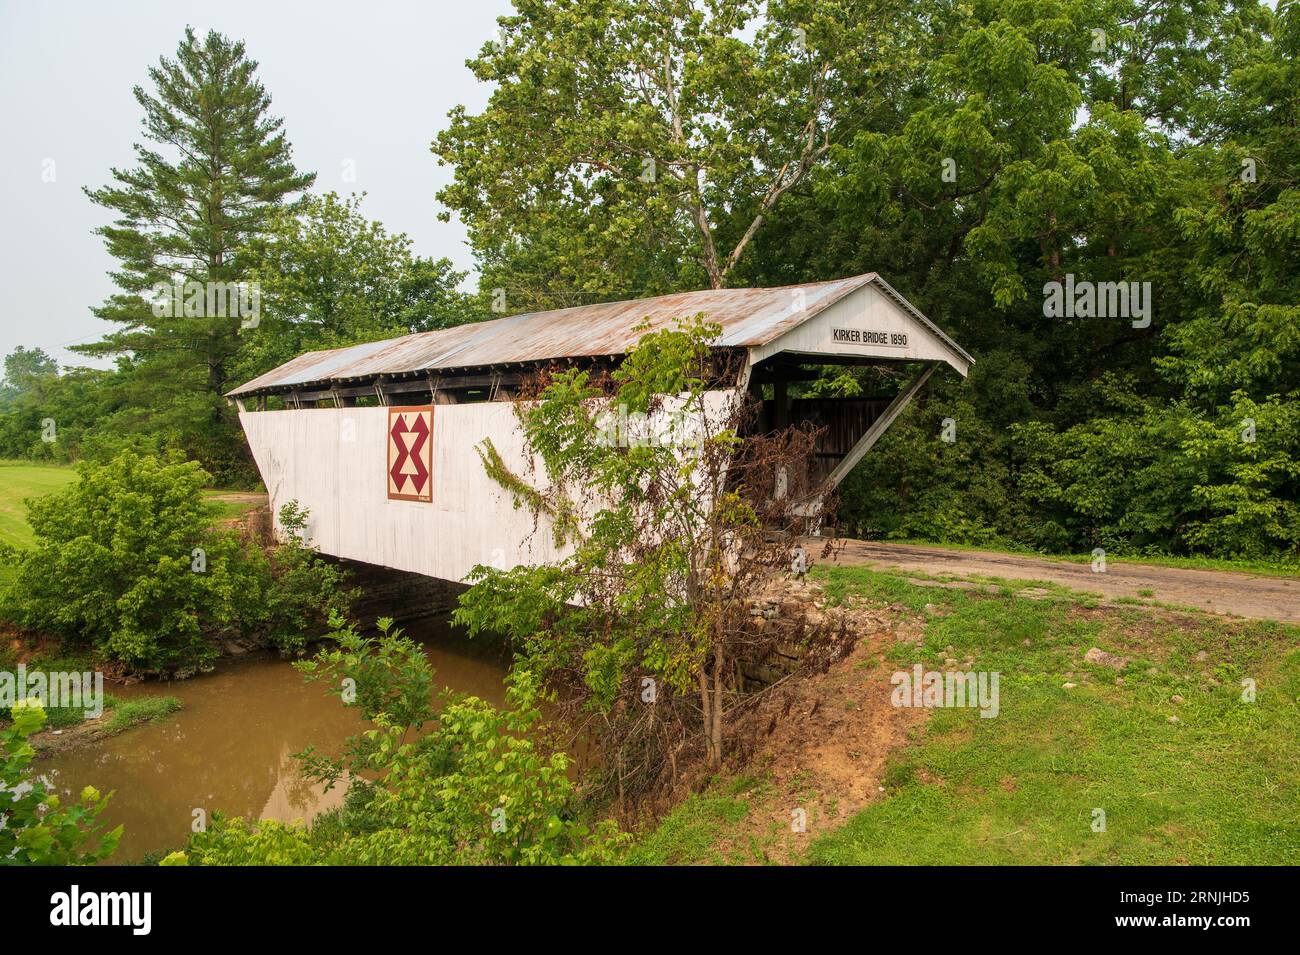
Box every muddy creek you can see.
[37,614,510,862]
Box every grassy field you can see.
[633,566,1300,865]
[0,460,261,549]
[0,461,78,548]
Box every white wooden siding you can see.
[241,390,742,582]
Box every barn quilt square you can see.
[387,406,434,502]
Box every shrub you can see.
[0,701,121,865]
[179,617,626,865]
[0,451,353,675]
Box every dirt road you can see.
[824,539,1300,625]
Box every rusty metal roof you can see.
[228,273,972,397]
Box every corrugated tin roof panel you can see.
[228,273,970,396]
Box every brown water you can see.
[36,615,510,862]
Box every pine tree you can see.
[79,26,314,478]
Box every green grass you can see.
[625,776,774,865]
[207,496,260,521]
[36,696,107,730]
[0,460,77,548]
[802,566,1300,865]
[105,695,182,732]
[886,536,1300,578]
[0,459,257,549]
[1,692,181,733]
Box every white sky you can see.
[0,0,514,369]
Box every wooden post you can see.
[774,379,789,431]
[825,362,937,488]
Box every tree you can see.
[434,0,923,309]
[736,0,1294,560]
[397,256,486,333]
[0,362,120,463]
[0,346,64,460]
[235,192,413,382]
[1,347,58,397]
[454,319,841,800]
[78,27,314,475]
[233,193,484,387]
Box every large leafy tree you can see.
[1156,1,1300,556]
[821,0,1296,559]
[1,347,58,397]
[434,0,923,309]
[434,0,1294,560]
[78,27,314,475]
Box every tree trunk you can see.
[711,642,724,765]
[698,668,716,766]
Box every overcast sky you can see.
[0,0,513,369]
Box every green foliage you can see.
[809,1,1297,561]
[0,451,352,674]
[1181,394,1300,558]
[1,347,57,397]
[293,614,437,791]
[0,359,123,465]
[178,618,626,865]
[253,502,359,656]
[0,701,122,865]
[339,671,625,865]
[434,0,924,301]
[232,193,485,390]
[439,0,1297,564]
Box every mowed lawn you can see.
[631,566,1300,865]
[0,460,78,548]
[805,567,1300,865]
[0,460,262,549]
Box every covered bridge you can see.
[228,273,972,583]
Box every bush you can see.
[0,700,121,865]
[0,451,353,675]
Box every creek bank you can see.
[634,580,929,864]
[28,696,184,757]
